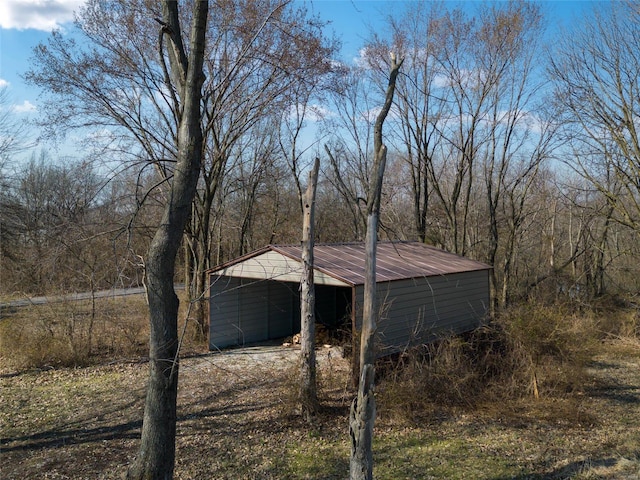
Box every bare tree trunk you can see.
[127,2,208,479]
[591,204,615,297]
[185,205,207,341]
[349,54,402,480]
[300,157,320,421]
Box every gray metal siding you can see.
[210,275,301,349]
[211,264,490,355]
[352,270,489,355]
[378,270,489,353]
[267,281,296,338]
[238,278,269,344]
[209,275,241,349]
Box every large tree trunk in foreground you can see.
[349,54,403,480]
[127,2,208,479]
[300,157,321,421]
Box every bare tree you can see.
[323,65,379,241]
[367,1,448,244]
[349,53,402,480]
[184,1,335,331]
[366,1,558,307]
[473,2,555,308]
[126,2,208,478]
[0,86,30,274]
[0,86,28,162]
[549,1,640,233]
[26,0,336,339]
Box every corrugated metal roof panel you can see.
[210,242,490,286]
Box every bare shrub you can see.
[276,346,351,419]
[591,295,640,340]
[377,335,491,423]
[377,302,603,423]
[0,318,79,369]
[277,353,332,419]
[96,296,149,357]
[0,301,93,369]
[497,303,599,397]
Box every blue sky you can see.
[0,1,84,113]
[0,0,595,159]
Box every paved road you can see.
[0,285,185,314]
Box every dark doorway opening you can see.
[314,285,352,344]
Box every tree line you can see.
[2,0,638,309]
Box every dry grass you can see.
[0,292,207,371]
[0,295,150,370]
[376,302,613,425]
[1,337,639,479]
[1,299,639,479]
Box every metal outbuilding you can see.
[208,242,491,356]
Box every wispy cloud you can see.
[0,0,85,31]
[286,103,333,123]
[0,79,9,89]
[12,100,36,113]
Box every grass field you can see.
[1,297,639,479]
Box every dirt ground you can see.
[1,341,640,479]
[0,344,350,479]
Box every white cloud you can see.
[354,47,372,69]
[433,74,451,89]
[0,79,9,89]
[0,0,86,31]
[307,104,332,122]
[286,103,333,123]
[12,100,36,113]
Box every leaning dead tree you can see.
[349,53,403,480]
[300,157,321,421]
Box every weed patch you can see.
[2,302,639,479]
[0,296,150,371]
[377,303,605,424]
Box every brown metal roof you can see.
[211,242,490,287]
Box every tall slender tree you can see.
[126,2,208,479]
[349,53,403,480]
[549,0,640,234]
[26,0,336,339]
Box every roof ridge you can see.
[270,240,420,248]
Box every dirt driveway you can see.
[196,342,344,370]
